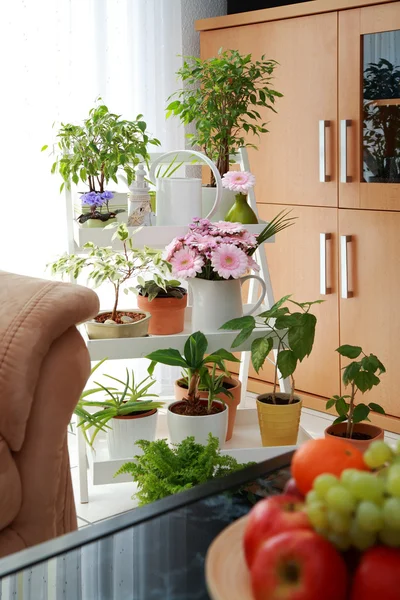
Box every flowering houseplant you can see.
[166,211,295,281]
[222,170,258,224]
[77,190,124,225]
[44,101,160,223]
[166,49,282,184]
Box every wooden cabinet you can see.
[199,0,400,427]
[252,204,340,400]
[339,4,400,210]
[200,12,338,208]
[338,209,400,415]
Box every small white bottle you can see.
[127,164,153,226]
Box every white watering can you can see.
[148,150,223,226]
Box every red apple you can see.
[243,494,310,568]
[283,478,305,500]
[251,529,348,600]
[351,546,400,600]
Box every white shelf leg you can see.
[77,423,89,504]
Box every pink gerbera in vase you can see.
[222,170,258,225]
[222,170,256,194]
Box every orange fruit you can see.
[291,437,369,494]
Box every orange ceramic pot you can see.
[174,376,241,441]
[137,292,187,335]
[324,422,384,453]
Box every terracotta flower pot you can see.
[174,376,241,441]
[137,292,187,335]
[324,422,384,453]
[256,393,302,446]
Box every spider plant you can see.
[76,367,164,447]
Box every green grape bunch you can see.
[305,440,400,551]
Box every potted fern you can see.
[76,367,164,459]
[221,295,320,446]
[325,345,386,451]
[146,331,240,447]
[44,101,160,226]
[166,49,282,220]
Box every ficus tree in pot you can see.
[146,331,239,416]
[221,295,321,403]
[166,49,282,184]
[326,344,386,440]
[49,223,171,326]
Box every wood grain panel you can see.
[339,209,400,417]
[196,0,395,31]
[247,204,341,398]
[201,12,338,208]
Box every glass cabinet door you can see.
[339,2,400,210]
[363,31,400,184]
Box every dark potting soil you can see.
[258,395,301,406]
[178,379,235,391]
[95,311,146,324]
[171,400,223,417]
[331,431,372,441]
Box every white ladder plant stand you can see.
[66,148,290,503]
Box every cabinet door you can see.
[339,4,400,210]
[200,12,338,207]
[339,209,400,417]
[250,204,340,400]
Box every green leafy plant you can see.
[136,277,186,302]
[76,367,164,447]
[115,433,250,505]
[48,223,172,320]
[43,101,160,193]
[146,331,239,414]
[326,345,386,439]
[221,295,321,403]
[166,49,282,184]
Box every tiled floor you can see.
[68,400,400,528]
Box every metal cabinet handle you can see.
[320,233,332,295]
[340,120,352,183]
[340,235,353,299]
[319,120,331,183]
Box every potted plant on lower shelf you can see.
[146,332,240,446]
[49,224,172,339]
[325,344,386,451]
[76,367,164,459]
[174,364,241,441]
[115,434,251,505]
[135,277,187,335]
[221,295,320,446]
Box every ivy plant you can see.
[327,345,386,438]
[221,295,321,403]
[43,101,160,193]
[166,49,282,184]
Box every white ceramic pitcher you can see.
[149,150,223,226]
[189,275,267,333]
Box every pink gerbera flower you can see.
[165,237,184,261]
[211,221,245,234]
[170,248,204,279]
[222,171,256,194]
[247,256,260,272]
[211,244,249,279]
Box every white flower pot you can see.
[189,276,267,333]
[107,409,158,459]
[202,187,237,222]
[167,400,228,447]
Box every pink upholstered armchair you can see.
[0,271,99,558]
